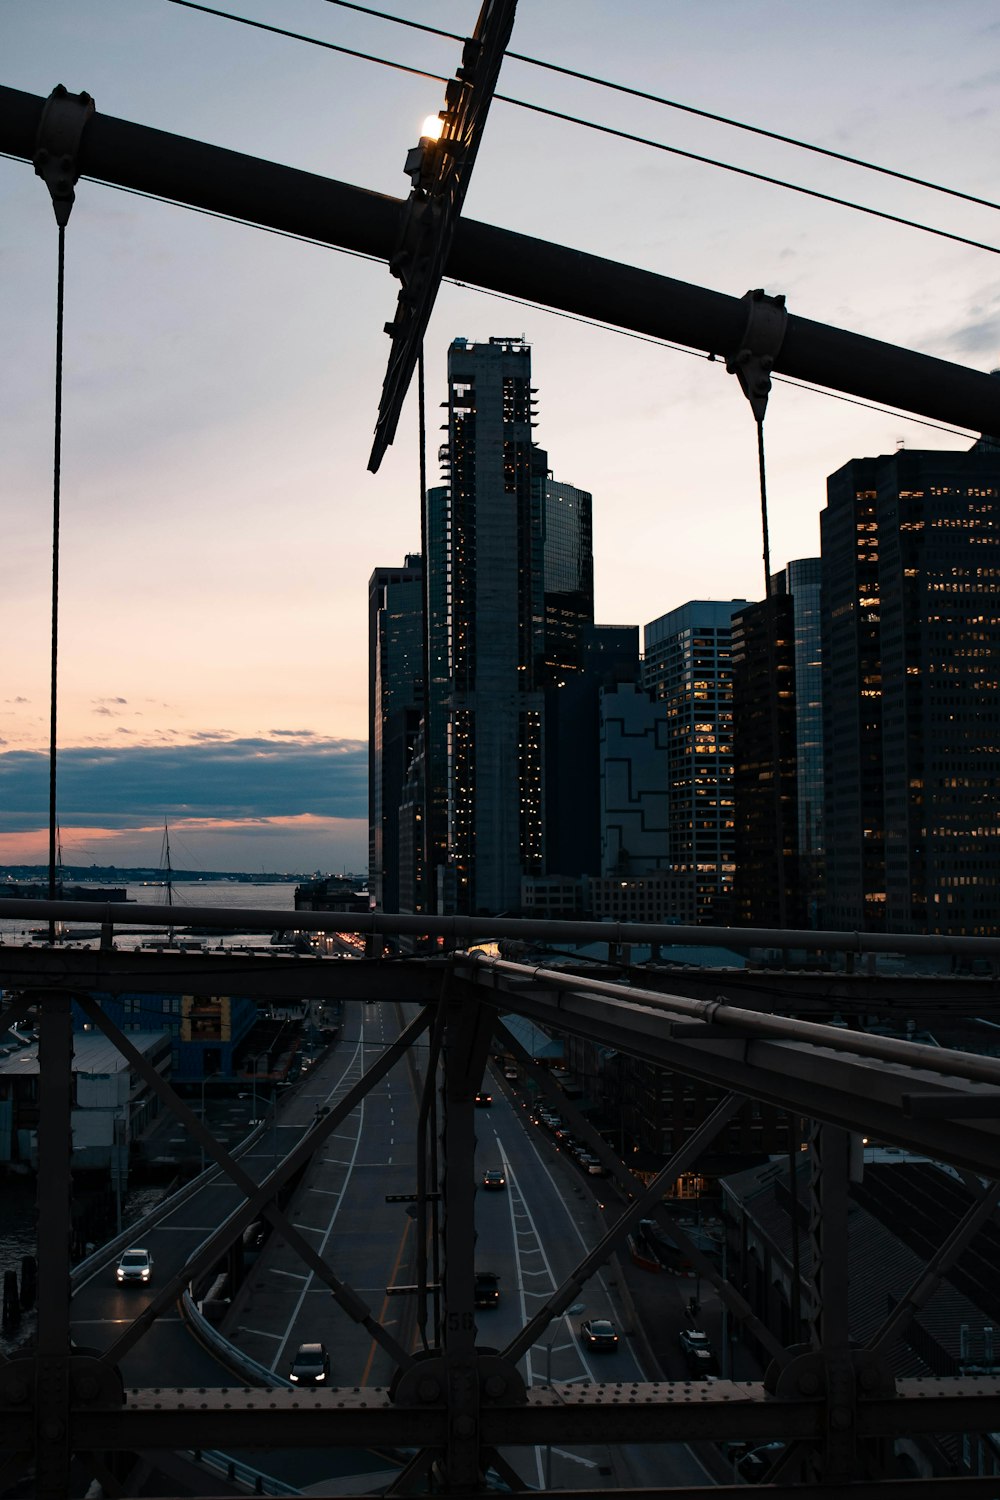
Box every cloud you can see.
[944,314,1000,358]
[0,735,367,833]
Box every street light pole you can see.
[199,1074,206,1174]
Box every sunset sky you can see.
[2,1,998,871]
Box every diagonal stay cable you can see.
[83,994,429,1369]
[168,0,997,256]
[319,0,1000,215]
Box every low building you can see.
[0,1031,171,1184]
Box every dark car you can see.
[482,1168,506,1190]
[737,1443,784,1483]
[679,1328,717,1375]
[580,1318,619,1351]
[475,1091,492,1107]
[474,1271,501,1308]
[289,1341,330,1384]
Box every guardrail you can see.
[180,1288,294,1389]
[70,1120,267,1288]
[186,1447,302,1496]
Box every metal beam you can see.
[4,1376,998,1448]
[1,83,998,434]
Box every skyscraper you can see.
[368,555,423,913]
[731,590,799,928]
[822,446,1000,935]
[731,558,824,929]
[822,460,883,931]
[643,600,748,923]
[428,337,594,914]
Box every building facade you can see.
[368,556,424,913]
[822,447,1000,934]
[429,337,594,914]
[643,600,748,923]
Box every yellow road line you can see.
[360,1217,412,1386]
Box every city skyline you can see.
[2,1,998,867]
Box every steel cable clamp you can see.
[34,84,95,226]
[726,287,788,422]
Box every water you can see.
[0,879,299,946]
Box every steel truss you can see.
[0,905,999,1497]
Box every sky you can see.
[1,0,998,872]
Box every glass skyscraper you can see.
[643,600,748,923]
[428,337,594,915]
[822,446,1000,935]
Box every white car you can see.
[116,1247,153,1285]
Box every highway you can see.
[69,994,714,1492]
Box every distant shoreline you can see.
[0,867,364,885]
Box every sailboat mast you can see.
[160,819,174,938]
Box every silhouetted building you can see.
[731,587,799,928]
[785,558,825,924]
[369,556,423,913]
[643,600,748,923]
[429,337,594,914]
[545,624,641,887]
[822,447,1000,934]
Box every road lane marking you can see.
[270,1269,307,1280]
[360,1216,413,1387]
[271,1066,366,1373]
[554,1446,599,1466]
[237,1325,282,1340]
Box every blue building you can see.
[73,990,258,1083]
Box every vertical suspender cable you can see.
[756,416,789,930]
[34,85,95,940]
[418,345,431,914]
[47,223,67,942]
[726,290,790,931]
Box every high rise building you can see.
[785,558,825,923]
[368,556,423,913]
[822,460,884,931]
[731,590,799,928]
[822,447,1000,935]
[643,600,748,923]
[732,558,824,929]
[428,337,594,915]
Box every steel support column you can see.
[34,988,73,1499]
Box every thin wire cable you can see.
[496,95,997,257]
[318,0,1000,215]
[48,223,67,942]
[166,0,997,257]
[169,0,447,81]
[1,153,978,441]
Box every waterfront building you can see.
[368,555,424,913]
[822,447,1000,934]
[643,599,749,923]
[429,337,594,914]
[0,1032,170,1183]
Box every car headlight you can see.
[142,1270,150,1280]
[315,1372,326,1380]
[117,1270,124,1281]
[290,1373,299,1381]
